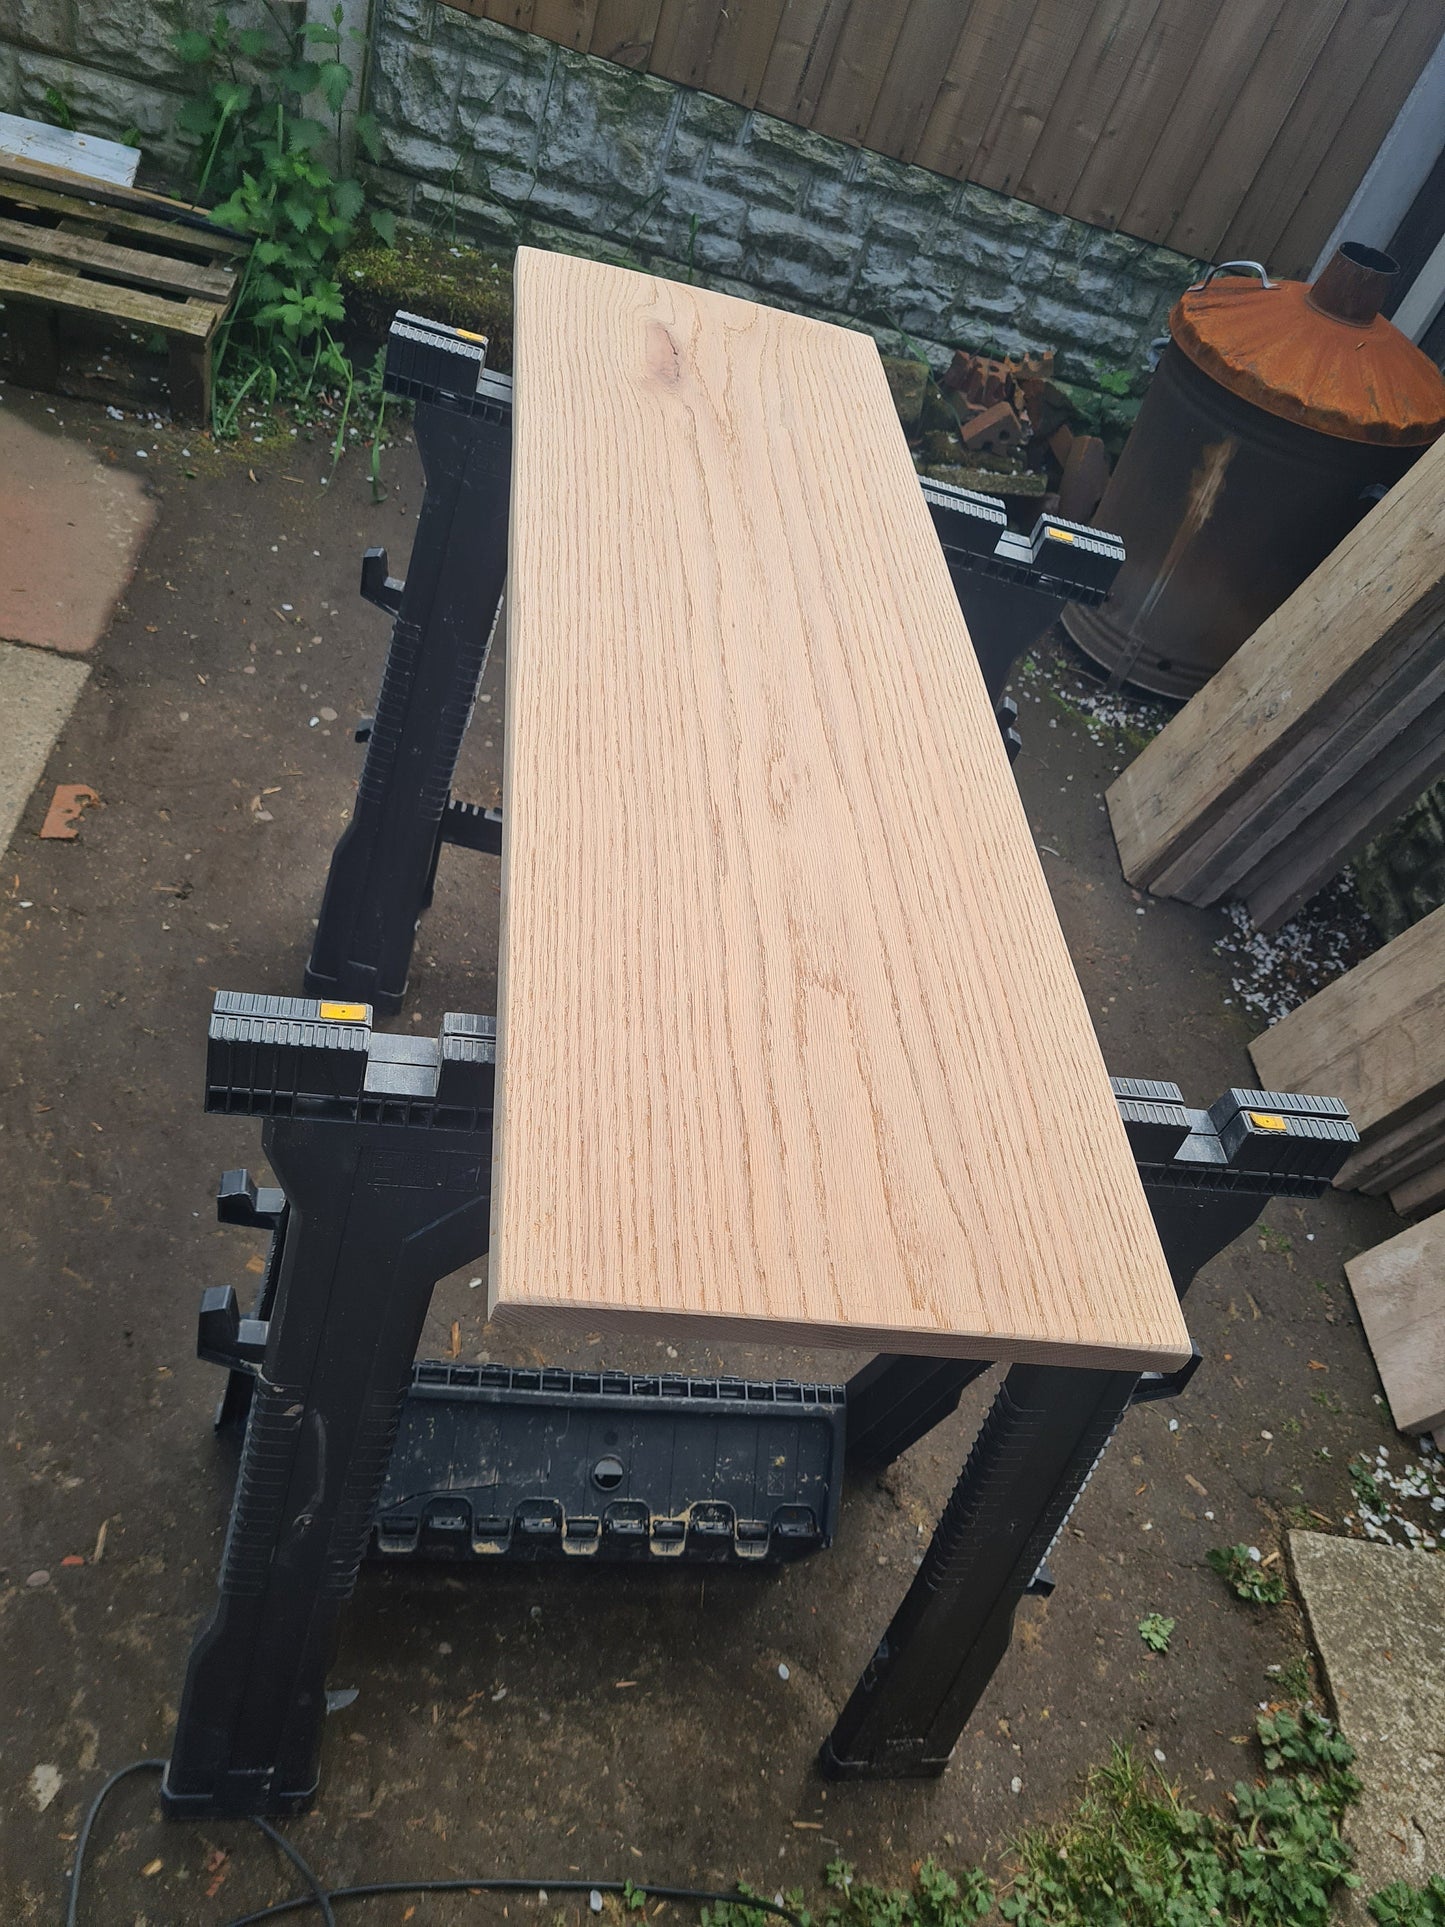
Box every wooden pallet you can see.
[0,155,248,421]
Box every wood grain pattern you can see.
[490,248,1187,1370]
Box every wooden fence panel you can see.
[437,0,1445,275]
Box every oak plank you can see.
[1250,904,1445,1143]
[490,247,1187,1370]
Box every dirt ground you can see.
[0,386,1408,1923]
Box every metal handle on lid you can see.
[1187,260,1275,292]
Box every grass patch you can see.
[691,1708,1445,1927]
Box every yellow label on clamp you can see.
[1247,1111,1288,1132]
[319,1001,369,1023]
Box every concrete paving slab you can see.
[0,406,154,653]
[0,640,89,856]
[1291,1531,1445,1896]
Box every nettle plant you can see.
[176,5,396,424]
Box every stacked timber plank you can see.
[1106,431,1445,931]
[1250,903,1445,1216]
[1344,1212,1445,1439]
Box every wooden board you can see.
[489,247,1188,1370]
[0,112,140,189]
[1107,433,1445,893]
[1346,1211,1445,1433]
[1250,904,1445,1142]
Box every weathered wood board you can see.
[1251,904,1445,1144]
[489,247,1187,1370]
[0,111,139,189]
[1107,433,1445,896]
[1345,1211,1445,1434]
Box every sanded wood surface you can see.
[1251,904,1445,1143]
[489,248,1186,1370]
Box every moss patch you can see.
[341,230,516,369]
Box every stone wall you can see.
[0,0,1201,392]
[367,3,1200,392]
[0,0,207,177]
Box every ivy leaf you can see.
[368,207,397,247]
[174,28,214,63]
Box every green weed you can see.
[1207,1544,1287,1605]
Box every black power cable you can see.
[65,1758,807,1927]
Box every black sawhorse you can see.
[303,313,1125,1016]
[163,992,1355,1815]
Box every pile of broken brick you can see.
[883,345,1113,527]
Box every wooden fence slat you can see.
[1018,0,1163,211]
[484,0,537,28]
[589,0,665,68]
[1117,0,1285,247]
[912,0,1038,178]
[755,0,854,123]
[701,0,793,107]
[650,0,726,86]
[528,0,601,49]
[1269,7,1445,277]
[437,0,1444,278]
[810,0,916,145]
[971,0,1102,199]
[1169,0,1351,262]
[1216,0,1410,270]
[1067,0,1222,230]
[864,0,980,164]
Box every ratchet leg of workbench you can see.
[821,1362,1139,1779]
[163,1108,493,1818]
[305,397,511,1015]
